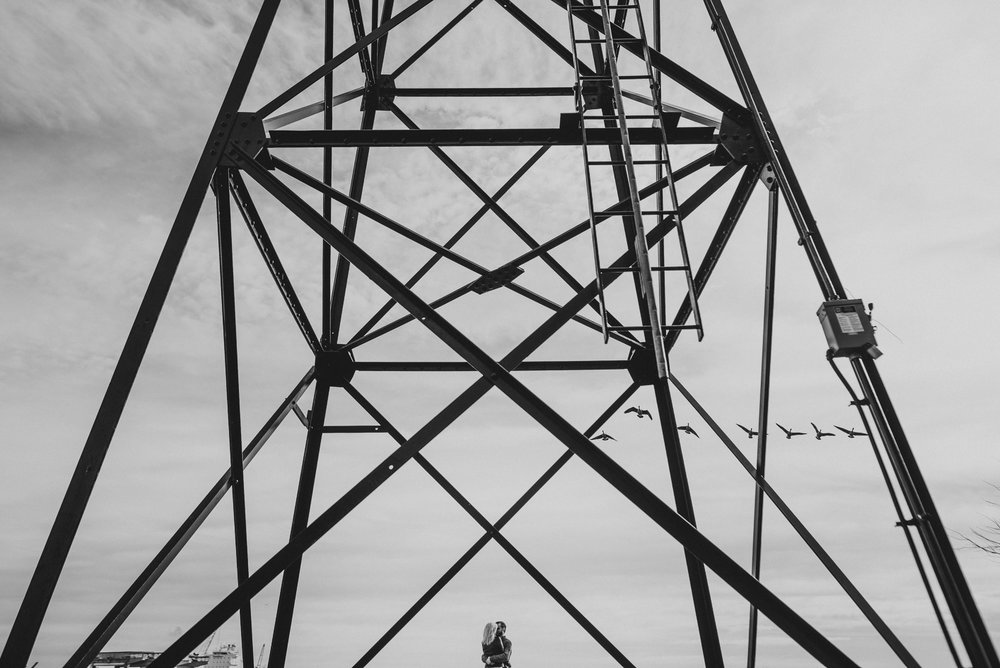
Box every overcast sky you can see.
[3,1,1000,667]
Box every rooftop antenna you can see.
[256,644,267,668]
[200,631,216,656]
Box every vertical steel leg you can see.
[0,4,283,664]
[651,378,726,668]
[268,381,331,668]
[321,0,334,347]
[853,358,1000,667]
[215,169,255,668]
[603,101,726,668]
[328,105,377,343]
[747,184,779,668]
[700,0,843,300]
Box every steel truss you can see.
[4,1,997,668]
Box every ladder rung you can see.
[641,210,678,215]
[587,159,670,166]
[618,74,651,80]
[607,324,702,332]
[321,425,385,433]
[571,3,639,11]
[574,38,641,44]
[582,114,660,121]
[601,266,690,274]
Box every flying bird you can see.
[811,423,835,440]
[624,406,652,419]
[776,423,805,439]
[591,431,616,441]
[835,425,868,438]
[678,423,699,438]
[737,424,758,438]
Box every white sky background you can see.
[2,1,1000,667]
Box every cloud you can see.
[4,2,1000,667]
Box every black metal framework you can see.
[4,2,996,668]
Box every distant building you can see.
[206,645,239,668]
[92,651,158,668]
[91,644,236,668]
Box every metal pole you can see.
[215,169,255,668]
[0,4,283,663]
[699,0,843,299]
[653,0,665,330]
[853,357,1000,667]
[651,377,726,667]
[671,373,921,667]
[322,0,333,347]
[267,381,331,668]
[747,183,779,668]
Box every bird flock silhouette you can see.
[590,406,868,442]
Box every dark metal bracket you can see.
[470,265,526,294]
[315,350,357,387]
[716,111,764,166]
[221,112,271,168]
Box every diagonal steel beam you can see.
[498,0,595,76]
[670,373,922,668]
[328,105,378,344]
[146,153,685,666]
[257,0,437,118]
[663,163,760,353]
[390,0,482,80]
[346,383,641,668]
[374,0,396,75]
[852,358,999,667]
[700,0,842,297]
[499,154,726,287]
[826,356,962,667]
[557,0,746,117]
[349,146,550,344]
[272,157,636,349]
[341,274,640,353]
[64,370,314,668]
[228,171,321,353]
[273,157,488,277]
[340,158,729,353]
[224,151,861,667]
[387,102,640,345]
[650,379,724,666]
[346,0,377,84]
[0,4,284,663]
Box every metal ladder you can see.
[566,0,703,378]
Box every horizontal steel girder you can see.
[268,126,716,148]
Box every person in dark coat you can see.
[482,620,512,667]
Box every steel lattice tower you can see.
[4,2,997,667]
